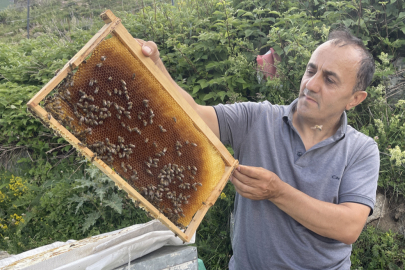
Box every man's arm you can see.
[139,40,219,139]
[231,165,370,245]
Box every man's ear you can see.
[346,91,367,110]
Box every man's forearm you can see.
[270,181,369,244]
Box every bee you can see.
[102,100,107,107]
[101,56,107,61]
[311,125,323,131]
[91,155,96,162]
[143,120,148,126]
[197,182,202,186]
[152,142,157,148]
[116,114,121,119]
[177,151,182,157]
[132,73,136,80]
[107,90,112,96]
[78,142,86,147]
[146,169,153,176]
[121,79,126,86]
[107,111,111,117]
[138,112,144,120]
[79,116,84,125]
[118,90,122,96]
[96,63,103,68]
[131,175,138,181]
[173,117,177,123]
[114,88,118,94]
[191,143,197,147]
[145,138,149,143]
[47,113,52,120]
[108,76,113,81]
[125,94,129,101]
[121,122,126,128]
[129,144,135,148]
[143,99,149,107]
[163,147,167,153]
[89,79,94,86]
[94,87,99,94]
[124,111,130,116]
[185,140,189,145]
[134,127,141,135]
[192,166,197,171]
[192,170,196,175]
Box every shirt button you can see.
[297,152,303,157]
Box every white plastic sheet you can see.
[0,220,194,270]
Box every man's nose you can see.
[305,72,322,93]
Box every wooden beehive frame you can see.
[27,10,238,242]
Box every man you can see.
[138,29,379,269]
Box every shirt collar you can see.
[282,98,347,138]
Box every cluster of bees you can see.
[40,38,216,228]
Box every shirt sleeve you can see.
[339,137,380,215]
[213,102,267,151]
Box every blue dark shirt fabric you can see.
[213,99,379,270]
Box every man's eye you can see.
[326,77,334,84]
[307,69,314,75]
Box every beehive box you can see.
[26,10,238,242]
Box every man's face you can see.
[297,41,362,123]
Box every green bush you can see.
[351,226,405,269]
[0,0,405,269]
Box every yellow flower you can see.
[220,192,227,199]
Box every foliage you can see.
[0,165,150,254]
[351,226,405,269]
[0,0,405,269]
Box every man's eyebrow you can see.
[307,62,341,84]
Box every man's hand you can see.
[230,165,284,200]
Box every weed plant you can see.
[0,0,405,269]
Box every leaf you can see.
[399,12,405,19]
[198,79,209,89]
[242,12,254,17]
[203,92,216,101]
[82,211,101,233]
[236,78,246,84]
[217,91,227,102]
[104,193,123,214]
[245,29,254,37]
[192,85,200,94]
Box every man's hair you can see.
[327,29,375,93]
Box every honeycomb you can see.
[42,36,225,228]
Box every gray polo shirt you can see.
[214,99,379,270]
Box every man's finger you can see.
[232,174,257,199]
[235,165,262,180]
[140,41,160,64]
[233,169,257,185]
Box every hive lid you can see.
[27,10,238,242]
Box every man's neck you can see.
[292,110,342,151]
